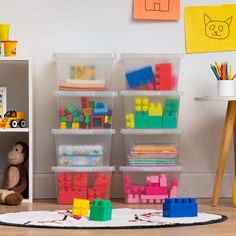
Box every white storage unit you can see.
[0,58,33,203]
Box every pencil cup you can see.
[217,80,234,96]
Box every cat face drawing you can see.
[204,13,232,40]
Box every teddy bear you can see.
[0,141,28,205]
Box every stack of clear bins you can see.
[119,53,183,204]
[51,54,117,204]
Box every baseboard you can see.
[33,172,235,199]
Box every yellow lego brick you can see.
[81,208,89,216]
[72,208,81,216]
[125,113,135,128]
[73,198,89,209]
[104,115,109,123]
[148,103,163,116]
[142,98,149,105]
[60,122,67,129]
[72,122,79,129]
[135,97,142,105]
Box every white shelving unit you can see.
[0,58,33,203]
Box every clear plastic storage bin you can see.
[121,129,182,166]
[54,53,114,90]
[120,54,181,90]
[52,166,115,205]
[120,166,182,204]
[52,129,115,167]
[54,91,118,129]
[120,91,182,129]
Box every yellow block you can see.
[60,122,67,129]
[135,97,149,112]
[72,207,89,216]
[125,113,135,128]
[72,122,79,129]
[73,198,89,208]
[148,103,163,116]
[104,115,108,124]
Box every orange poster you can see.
[133,0,180,20]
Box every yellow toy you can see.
[125,113,135,128]
[232,177,236,207]
[148,102,163,116]
[135,97,149,112]
[72,198,90,217]
[0,111,26,128]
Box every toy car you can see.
[0,111,27,128]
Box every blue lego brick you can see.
[163,198,198,218]
[93,102,108,115]
[125,66,155,89]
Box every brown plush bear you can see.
[0,142,28,205]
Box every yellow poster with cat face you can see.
[184,4,236,53]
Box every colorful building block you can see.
[163,198,198,218]
[72,115,79,122]
[155,63,172,91]
[84,107,92,116]
[93,102,108,115]
[135,97,149,112]
[135,112,162,128]
[81,97,89,109]
[72,122,79,129]
[60,116,67,122]
[60,122,67,129]
[91,116,104,128]
[163,113,177,128]
[126,113,135,128]
[72,199,90,217]
[125,66,155,89]
[148,103,163,116]
[66,103,76,114]
[59,108,65,116]
[89,199,112,221]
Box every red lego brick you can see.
[81,97,89,109]
[67,114,73,122]
[59,108,65,117]
[155,63,172,90]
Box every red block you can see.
[81,97,89,109]
[59,108,65,116]
[155,63,172,90]
[146,185,168,195]
[58,190,87,205]
[67,114,73,122]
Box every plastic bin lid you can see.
[120,53,182,59]
[119,165,182,172]
[120,90,183,97]
[120,129,182,135]
[52,129,116,135]
[52,166,115,173]
[53,53,115,58]
[54,91,118,97]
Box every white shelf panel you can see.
[0,57,30,61]
[120,128,182,135]
[52,129,116,135]
[120,90,183,97]
[53,53,114,59]
[195,96,236,101]
[54,90,118,97]
[120,53,182,59]
[0,128,29,133]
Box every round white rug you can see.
[0,208,226,229]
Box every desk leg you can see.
[234,121,236,176]
[212,101,236,206]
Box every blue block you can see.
[163,198,198,218]
[93,102,108,115]
[125,66,155,89]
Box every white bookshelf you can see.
[0,58,33,203]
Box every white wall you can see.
[1,0,236,198]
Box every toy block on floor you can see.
[125,66,155,89]
[163,198,198,218]
[90,199,112,221]
[72,199,90,217]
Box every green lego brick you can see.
[72,115,79,122]
[66,103,76,114]
[165,98,179,113]
[89,100,96,109]
[135,112,162,128]
[66,122,72,129]
[59,116,67,122]
[85,115,91,124]
[89,199,112,221]
[163,113,177,128]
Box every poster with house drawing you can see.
[0,87,7,119]
[133,0,180,20]
[184,4,236,53]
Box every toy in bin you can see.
[0,111,26,128]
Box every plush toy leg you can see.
[0,189,23,206]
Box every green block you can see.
[85,115,91,124]
[72,115,79,122]
[163,113,177,128]
[135,112,162,128]
[89,100,96,109]
[60,116,67,122]
[165,98,179,112]
[90,199,112,221]
[66,122,72,129]
[66,103,76,114]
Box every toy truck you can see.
[0,111,27,128]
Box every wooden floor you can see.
[0,199,235,235]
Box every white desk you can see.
[195,96,236,206]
